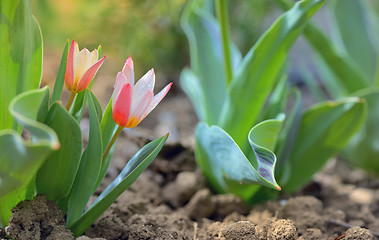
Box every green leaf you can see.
[51,40,69,103]
[0,87,58,226]
[275,89,302,184]
[329,0,377,80]
[66,90,102,227]
[93,99,118,191]
[0,0,43,131]
[261,75,288,121]
[180,68,206,121]
[274,0,369,93]
[195,121,281,200]
[36,102,82,201]
[219,0,325,148]
[285,97,367,191]
[69,134,169,236]
[299,67,328,102]
[90,91,103,122]
[69,91,87,122]
[343,88,379,174]
[181,0,227,124]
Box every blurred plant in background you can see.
[275,0,379,175]
[180,0,367,203]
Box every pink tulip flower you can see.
[65,40,105,93]
[112,56,172,128]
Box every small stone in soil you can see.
[278,196,325,234]
[344,226,374,240]
[267,219,296,240]
[212,194,249,220]
[184,188,216,220]
[221,221,256,240]
[162,171,204,208]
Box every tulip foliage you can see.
[180,0,367,202]
[275,0,379,175]
[0,1,171,236]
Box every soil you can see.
[2,57,379,239]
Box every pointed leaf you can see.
[285,98,367,191]
[51,40,69,103]
[66,90,102,227]
[69,134,168,236]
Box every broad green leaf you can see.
[181,0,226,124]
[285,98,367,191]
[0,87,58,226]
[195,121,281,200]
[329,0,377,80]
[66,90,102,227]
[0,0,43,131]
[343,88,379,174]
[274,0,369,93]
[69,134,169,236]
[51,40,69,103]
[36,102,82,201]
[219,0,325,148]
[180,68,206,121]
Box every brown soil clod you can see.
[5,195,74,240]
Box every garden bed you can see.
[2,92,379,240]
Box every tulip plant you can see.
[275,0,379,175]
[0,1,171,237]
[180,0,367,202]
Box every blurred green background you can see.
[32,0,273,99]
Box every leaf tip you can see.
[52,141,61,150]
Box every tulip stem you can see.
[66,91,76,111]
[215,0,233,85]
[102,125,123,165]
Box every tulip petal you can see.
[122,56,134,86]
[113,72,128,109]
[75,48,94,82]
[127,90,154,128]
[133,68,155,100]
[112,83,133,127]
[146,82,173,115]
[76,56,106,92]
[64,40,76,90]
